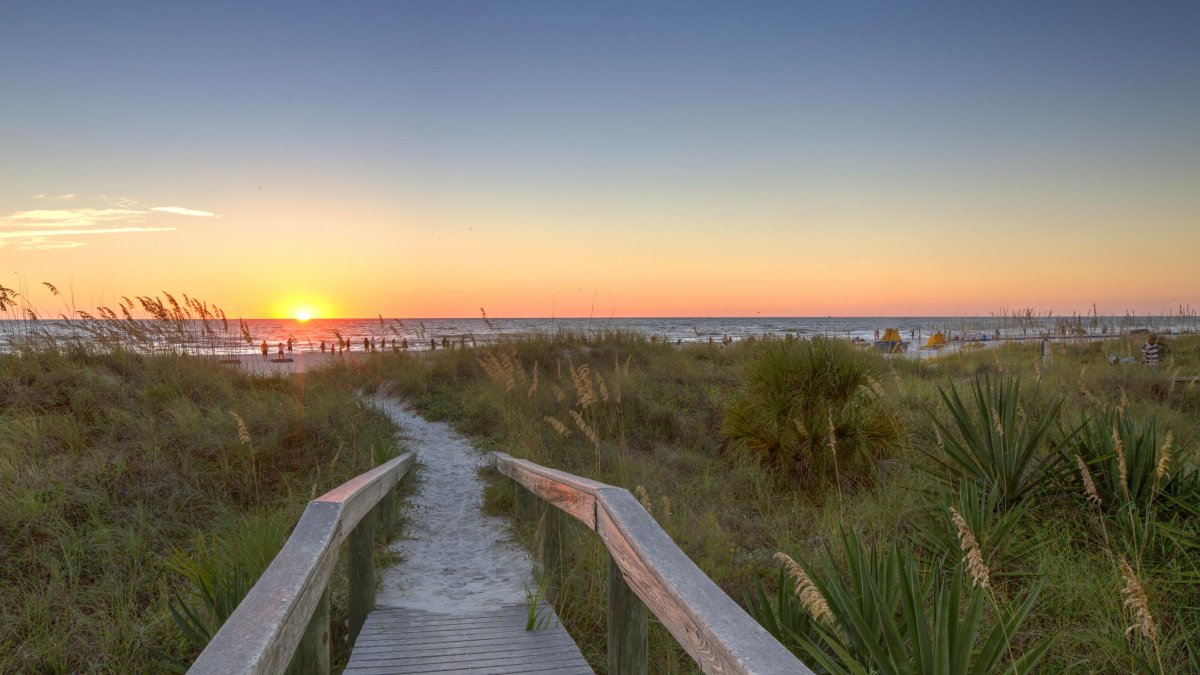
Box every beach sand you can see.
[216,351,366,376]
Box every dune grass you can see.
[0,346,401,672]
[335,330,1200,673]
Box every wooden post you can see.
[542,504,563,602]
[348,508,376,644]
[607,551,647,675]
[378,488,396,539]
[515,480,536,526]
[284,586,330,675]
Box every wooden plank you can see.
[493,452,604,529]
[344,605,591,675]
[595,487,811,675]
[190,452,414,675]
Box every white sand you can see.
[215,351,363,376]
[369,398,534,612]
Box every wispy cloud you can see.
[1,208,146,229]
[0,227,175,240]
[30,193,77,200]
[0,198,211,250]
[13,237,89,251]
[150,206,220,217]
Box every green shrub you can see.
[721,338,899,481]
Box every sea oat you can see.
[1076,455,1102,506]
[596,372,609,403]
[635,485,651,511]
[774,552,835,626]
[949,507,990,589]
[865,374,887,399]
[1119,558,1157,640]
[826,412,838,455]
[550,383,567,403]
[571,363,597,408]
[228,411,252,447]
[569,410,599,447]
[1155,431,1174,482]
[527,362,539,398]
[1113,426,1130,501]
[991,408,1004,439]
[1118,387,1128,414]
[544,416,570,437]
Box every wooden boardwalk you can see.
[190,428,809,674]
[344,605,591,675]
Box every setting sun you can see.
[294,310,313,322]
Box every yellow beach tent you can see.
[921,332,946,349]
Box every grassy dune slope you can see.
[339,332,1200,674]
[0,349,399,672]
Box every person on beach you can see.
[430,339,437,351]
[277,343,285,358]
[401,337,408,350]
[363,337,369,352]
[320,340,326,352]
[1142,334,1164,368]
[261,340,268,358]
[286,338,293,352]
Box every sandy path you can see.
[369,398,533,612]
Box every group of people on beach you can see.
[259,339,295,358]
[317,337,410,353]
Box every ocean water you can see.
[2,315,1195,356]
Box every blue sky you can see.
[2,1,1198,316]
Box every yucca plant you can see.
[916,481,1037,574]
[1071,409,1177,512]
[923,375,1069,508]
[156,535,251,672]
[722,338,899,480]
[753,531,1052,675]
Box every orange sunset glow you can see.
[2,4,1197,320]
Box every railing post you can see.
[514,480,536,525]
[542,504,563,602]
[607,550,648,675]
[379,486,397,538]
[348,507,376,644]
[284,586,330,675]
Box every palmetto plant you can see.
[747,531,1052,675]
[923,375,1069,508]
[722,338,899,480]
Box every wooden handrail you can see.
[189,452,415,675]
[494,452,812,675]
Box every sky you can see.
[2,1,1198,319]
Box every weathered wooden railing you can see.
[494,452,812,675]
[189,452,415,674]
